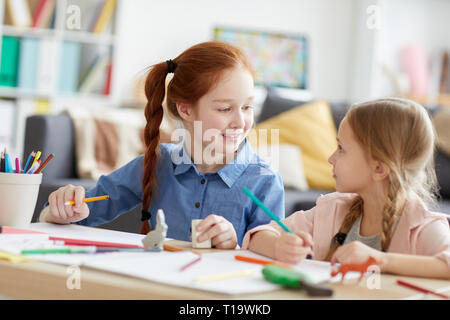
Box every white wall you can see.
[351,0,450,102]
[113,0,357,105]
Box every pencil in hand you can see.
[64,195,110,206]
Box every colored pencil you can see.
[234,255,292,268]
[0,152,4,172]
[180,256,202,271]
[4,150,13,173]
[194,269,258,283]
[48,236,143,248]
[163,244,184,252]
[64,195,110,206]
[21,246,161,255]
[397,280,449,299]
[242,187,293,233]
[15,157,20,173]
[23,151,35,173]
[34,153,54,174]
[26,160,40,174]
[30,150,41,169]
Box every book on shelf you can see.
[103,59,113,95]
[89,1,106,32]
[5,0,32,27]
[58,41,81,93]
[92,0,117,34]
[36,39,58,95]
[18,37,40,90]
[78,54,110,94]
[439,51,449,94]
[32,0,57,29]
[0,36,20,87]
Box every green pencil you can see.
[242,187,293,234]
[21,247,97,254]
[21,246,161,255]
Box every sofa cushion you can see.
[255,144,308,191]
[66,107,146,180]
[250,100,337,190]
[257,87,312,123]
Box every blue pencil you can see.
[23,151,34,173]
[4,152,13,173]
[242,187,293,233]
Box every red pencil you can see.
[34,153,55,174]
[397,279,449,299]
[49,236,144,249]
[235,255,292,269]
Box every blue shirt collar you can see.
[171,139,253,188]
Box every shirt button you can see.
[195,202,200,208]
[200,179,206,184]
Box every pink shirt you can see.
[242,192,450,268]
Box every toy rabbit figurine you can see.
[141,209,168,250]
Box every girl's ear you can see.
[176,102,194,122]
[372,160,390,181]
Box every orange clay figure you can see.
[330,256,381,281]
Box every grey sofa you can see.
[24,90,450,233]
[24,114,142,233]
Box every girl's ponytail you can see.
[139,41,254,235]
[140,61,172,235]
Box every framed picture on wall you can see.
[213,26,308,90]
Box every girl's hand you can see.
[47,185,90,223]
[195,214,238,249]
[331,241,385,265]
[274,231,313,264]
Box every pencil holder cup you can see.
[0,172,42,228]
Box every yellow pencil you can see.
[64,195,110,206]
[30,151,41,169]
[194,269,258,284]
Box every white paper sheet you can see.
[82,251,280,295]
[202,251,361,283]
[4,223,361,295]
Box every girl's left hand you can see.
[331,241,385,266]
[195,214,238,249]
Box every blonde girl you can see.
[243,98,450,279]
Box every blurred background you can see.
[1,0,450,230]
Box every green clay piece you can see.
[262,265,313,288]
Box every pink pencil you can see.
[179,256,202,271]
[15,157,20,173]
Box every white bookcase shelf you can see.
[0,0,120,157]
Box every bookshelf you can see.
[0,0,120,159]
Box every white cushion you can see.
[256,144,309,191]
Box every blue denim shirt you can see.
[77,140,285,246]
